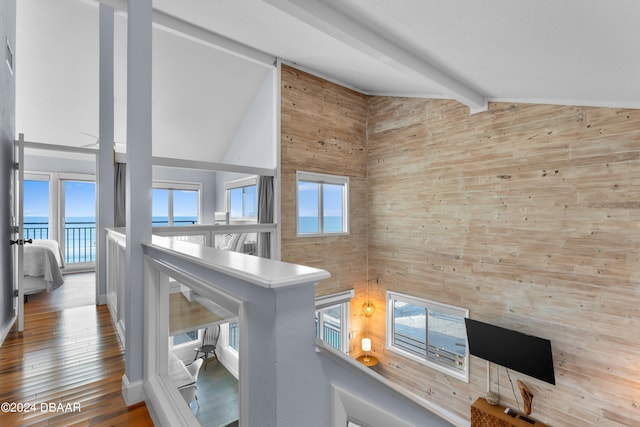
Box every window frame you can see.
[23,172,54,240]
[224,176,258,221]
[315,289,354,353]
[152,180,202,226]
[170,329,201,349]
[296,171,349,237]
[386,291,469,382]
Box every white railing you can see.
[106,225,462,427]
[142,235,330,426]
[106,228,127,344]
[151,223,277,258]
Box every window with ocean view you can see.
[386,291,469,381]
[24,174,97,265]
[152,182,200,226]
[63,179,96,264]
[225,176,257,220]
[24,178,50,240]
[297,171,349,236]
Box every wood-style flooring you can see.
[0,273,154,426]
[189,359,238,427]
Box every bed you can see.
[23,239,65,295]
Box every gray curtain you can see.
[256,176,274,259]
[114,162,126,227]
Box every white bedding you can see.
[23,239,65,293]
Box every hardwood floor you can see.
[24,272,96,314]
[190,360,238,427]
[0,273,154,426]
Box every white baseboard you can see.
[0,315,16,348]
[97,293,108,305]
[121,374,145,406]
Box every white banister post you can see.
[122,0,153,405]
[97,3,115,306]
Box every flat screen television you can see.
[465,318,556,385]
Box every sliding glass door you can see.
[61,179,96,266]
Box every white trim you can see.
[332,385,413,427]
[121,374,145,405]
[315,289,354,309]
[263,0,486,113]
[225,176,258,220]
[152,180,202,226]
[486,96,640,111]
[0,315,17,348]
[149,155,275,177]
[317,341,467,427]
[153,180,201,191]
[96,0,276,69]
[315,290,354,354]
[21,140,98,156]
[386,291,469,382]
[224,175,258,190]
[296,171,349,237]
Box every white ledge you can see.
[142,234,330,289]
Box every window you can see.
[297,171,349,236]
[171,329,200,348]
[315,290,353,353]
[152,182,200,226]
[225,176,257,220]
[386,291,469,381]
[62,179,96,264]
[23,175,50,240]
[227,321,239,352]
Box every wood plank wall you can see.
[280,64,369,355]
[280,64,640,426]
[367,98,640,426]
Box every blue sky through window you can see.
[24,180,49,218]
[64,181,96,218]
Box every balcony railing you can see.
[24,223,49,240]
[24,222,96,264]
[316,319,342,351]
[64,221,96,264]
[394,332,465,369]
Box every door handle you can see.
[9,239,33,245]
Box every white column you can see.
[122,0,153,405]
[96,3,115,306]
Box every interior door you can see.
[12,134,25,331]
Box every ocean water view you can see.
[23,216,198,264]
[298,216,344,234]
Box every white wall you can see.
[216,70,276,208]
[0,0,16,344]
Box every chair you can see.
[194,324,220,370]
[179,384,199,409]
[186,358,204,382]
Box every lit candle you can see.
[361,338,371,352]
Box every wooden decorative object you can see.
[471,397,549,427]
[517,380,534,415]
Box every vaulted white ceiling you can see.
[15,0,640,162]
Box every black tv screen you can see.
[465,318,556,385]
